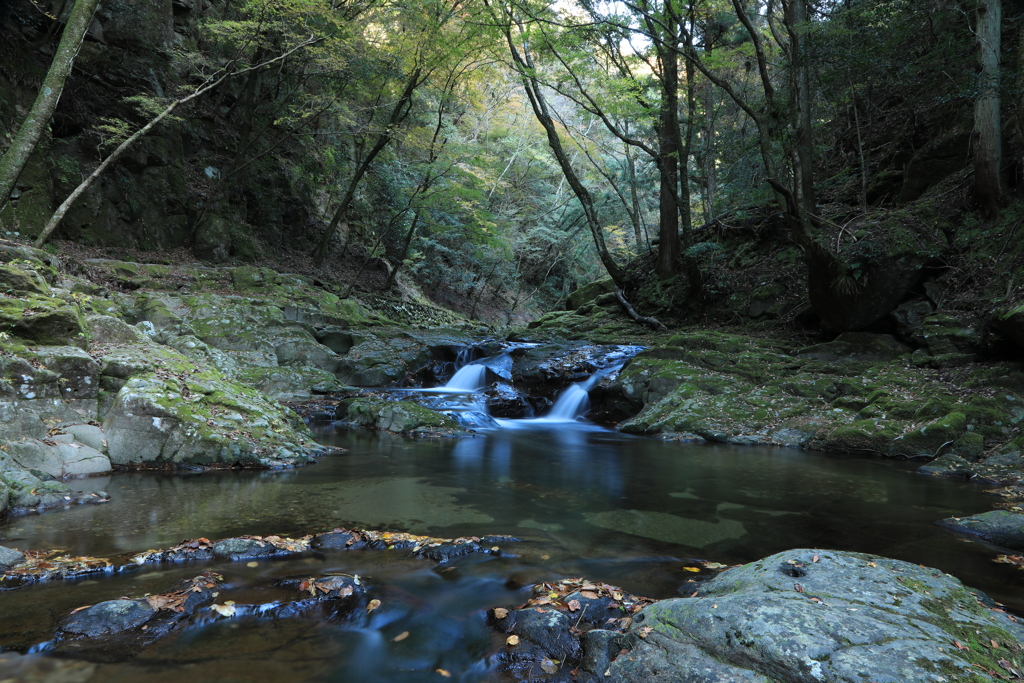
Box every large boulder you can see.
[6,438,110,478]
[99,345,318,468]
[608,548,1024,682]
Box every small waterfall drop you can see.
[445,364,487,391]
[545,384,590,421]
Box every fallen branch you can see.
[615,287,668,331]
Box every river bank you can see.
[2,242,1024,680]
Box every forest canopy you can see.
[0,0,1016,326]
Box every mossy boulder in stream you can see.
[101,344,318,468]
[608,549,1024,682]
[338,397,462,434]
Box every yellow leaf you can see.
[393,631,409,642]
[683,566,700,573]
[367,599,381,613]
[506,635,520,646]
[246,562,258,568]
[436,669,451,677]
[493,607,508,619]
[211,603,236,617]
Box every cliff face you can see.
[0,0,307,261]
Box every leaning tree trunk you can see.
[0,0,101,212]
[974,0,1002,219]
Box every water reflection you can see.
[0,424,1019,606]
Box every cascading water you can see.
[391,343,642,431]
[503,363,618,425]
[444,363,488,391]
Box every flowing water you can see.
[0,372,1020,681]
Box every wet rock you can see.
[580,629,624,676]
[414,537,510,563]
[937,510,1024,550]
[0,544,24,568]
[796,332,911,363]
[56,573,222,650]
[58,599,155,639]
[212,538,277,561]
[0,479,7,516]
[608,549,1024,683]
[503,608,582,666]
[310,531,360,552]
[485,382,533,418]
[275,574,365,599]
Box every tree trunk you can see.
[498,15,624,286]
[974,0,1002,218]
[655,40,681,280]
[0,0,101,213]
[785,0,816,218]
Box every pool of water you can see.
[0,423,1019,681]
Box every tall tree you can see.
[0,0,101,214]
[974,0,1002,218]
[486,0,625,286]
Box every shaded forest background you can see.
[1,0,1023,340]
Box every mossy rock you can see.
[342,398,461,434]
[0,294,87,347]
[567,278,615,310]
[897,412,968,457]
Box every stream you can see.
[0,350,1020,681]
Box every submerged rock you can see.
[607,549,1024,682]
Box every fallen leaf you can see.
[580,591,599,600]
[794,583,804,593]
[506,635,520,646]
[954,640,969,651]
[991,639,1001,649]
[247,562,258,568]
[540,658,559,674]
[637,626,654,639]
[211,603,236,617]
[866,562,878,568]
[393,631,409,642]
[567,599,581,612]
[812,554,820,563]
[436,669,451,678]
[367,599,381,613]
[683,566,700,573]
[493,607,508,619]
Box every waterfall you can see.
[444,364,487,391]
[545,384,590,421]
